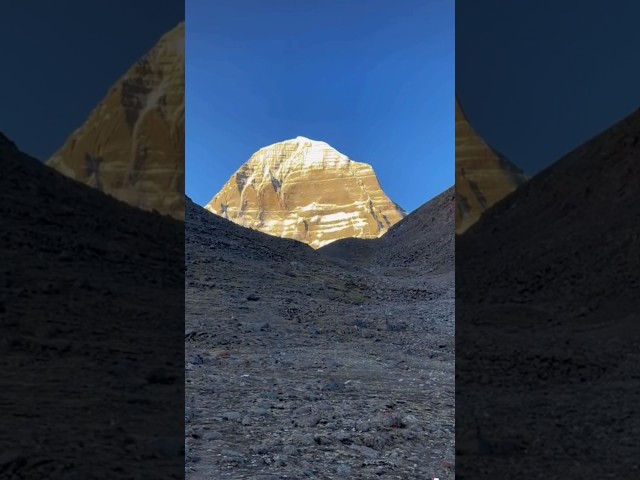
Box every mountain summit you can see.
[47,22,185,219]
[205,137,406,248]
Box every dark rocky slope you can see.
[0,132,184,479]
[319,186,454,275]
[456,107,640,478]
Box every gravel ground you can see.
[185,191,455,480]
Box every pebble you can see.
[249,322,271,332]
[355,420,372,432]
[223,411,242,422]
[220,449,247,464]
[204,432,222,441]
[331,430,352,444]
[249,406,269,416]
[356,445,380,459]
[294,414,320,428]
[295,433,316,446]
[188,353,203,365]
[336,464,352,477]
[323,378,346,391]
[283,445,301,456]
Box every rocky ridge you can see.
[47,22,185,220]
[455,97,527,233]
[205,136,406,248]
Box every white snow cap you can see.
[291,136,323,143]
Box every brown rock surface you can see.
[455,97,527,233]
[47,23,184,220]
[205,136,405,248]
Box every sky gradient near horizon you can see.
[186,0,454,213]
[0,1,183,162]
[457,0,640,175]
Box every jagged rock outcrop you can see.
[455,97,527,233]
[205,136,406,248]
[47,23,184,219]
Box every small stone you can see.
[401,429,417,440]
[355,420,371,432]
[363,432,392,450]
[223,411,242,422]
[204,432,222,441]
[314,435,333,445]
[402,414,419,426]
[376,411,405,428]
[249,322,270,332]
[250,443,270,455]
[295,433,316,446]
[293,405,311,415]
[356,445,379,459]
[342,419,356,429]
[295,414,320,428]
[220,449,246,464]
[242,416,252,426]
[188,353,203,365]
[273,454,287,466]
[323,378,345,391]
[336,464,352,477]
[331,430,352,444]
[212,348,230,359]
[283,445,301,456]
[249,407,269,416]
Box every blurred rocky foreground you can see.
[0,133,184,479]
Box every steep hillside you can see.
[1,132,184,478]
[456,106,640,478]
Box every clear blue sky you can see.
[457,0,640,175]
[0,0,183,161]
[186,0,454,213]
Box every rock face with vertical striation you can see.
[47,22,185,220]
[205,136,406,248]
[455,97,527,233]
